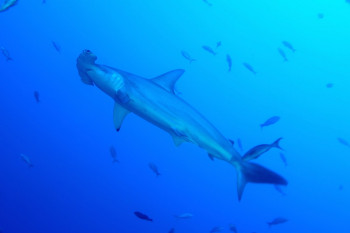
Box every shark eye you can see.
[84,49,91,54]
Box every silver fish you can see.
[1,46,12,61]
[260,116,280,129]
[242,62,256,75]
[267,217,288,228]
[20,153,34,168]
[242,138,283,161]
[148,162,160,176]
[282,41,296,52]
[174,213,193,219]
[337,137,350,148]
[181,50,195,63]
[226,54,232,72]
[279,152,287,166]
[210,226,224,233]
[202,45,216,55]
[52,41,61,53]
[277,48,288,61]
[110,146,119,163]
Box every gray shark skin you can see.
[76,50,287,200]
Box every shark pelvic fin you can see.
[152,69,185,94]
[208,153,215,161]
[113,102,130,132]
[172,135,184,147]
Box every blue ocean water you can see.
[1,0,350,232]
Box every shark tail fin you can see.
[235,161,287,201]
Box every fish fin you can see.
[172,135,184,147]
[152,69,185,94]
[234,161,287,201]
[208,153,215,161]
[79,70,94,85]
[272,137,283,150]
[113,102,130,132]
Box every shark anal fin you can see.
[152,69,185,94]
[113,102,130,132]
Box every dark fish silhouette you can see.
[52,41,61,53]
[148,162,160,176]
[181,50,196,63]
[242,62,256,75]
[267,217,288,227]
[279,152,287,166]
[216,41,222,48]
[134,211,152,221]
[229,224,237,233]
[242,138,283,161]
[317,13,324,19]
[274,185,287,196]
[337,137,350,148]
[1,46,12,61]
[202,45,216,55]
[34,91,40,103]
[260,116,280,129]
[226,54,232,72]
[282,41,296,52]
[20,153,34,168]
[277,48,288,61]
[110,146,119,163]
[169,228,175,233]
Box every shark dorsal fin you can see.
[152,69,185,94]
[113,102,130,132]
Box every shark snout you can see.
[76,49,97,85]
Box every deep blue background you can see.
[1,0,350,232]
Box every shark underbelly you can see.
[123,78,237,162]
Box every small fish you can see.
[202,45,216,55]
[1,46,12,61]
[279,152,287,166]
[110,146,119,163]
[274,185,287,196]
[267,217,288,228]
[20,154,34,168]
[169,228,175,233]
[181,50,195,63]
[134,211,152,222]
[229,224,237,233]
[277,48,288,61]
[317,13,324,19]
[282,41,296,52]
[237,138,243,152]
[260,116,280,129]
[202,0,212,6]
[34,91,40,103]
[52,41,61,53]
[174,213,193,219]
[216,41,222,48]
[210,226,224,233]
[0,0,17,12]
[326,83,334,88]
[226,54,232,72]
[242,62,256,75]
[337,137,350,148]
[148,162,160,176]
[242,138,283,161]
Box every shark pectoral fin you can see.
[208,153,215,161]
[113,102,130,132]
[79,70,94,85]
[151,69,185,94]
[115,89,130,104]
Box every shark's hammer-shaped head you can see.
[76,49,98,85]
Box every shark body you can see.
[76,50,287,200]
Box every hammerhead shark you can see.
[76,50,287,200]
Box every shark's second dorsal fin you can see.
[113,102,130,132]
[152,69,185,94]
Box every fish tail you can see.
[272,137,283,150]
[233,160,287,201]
